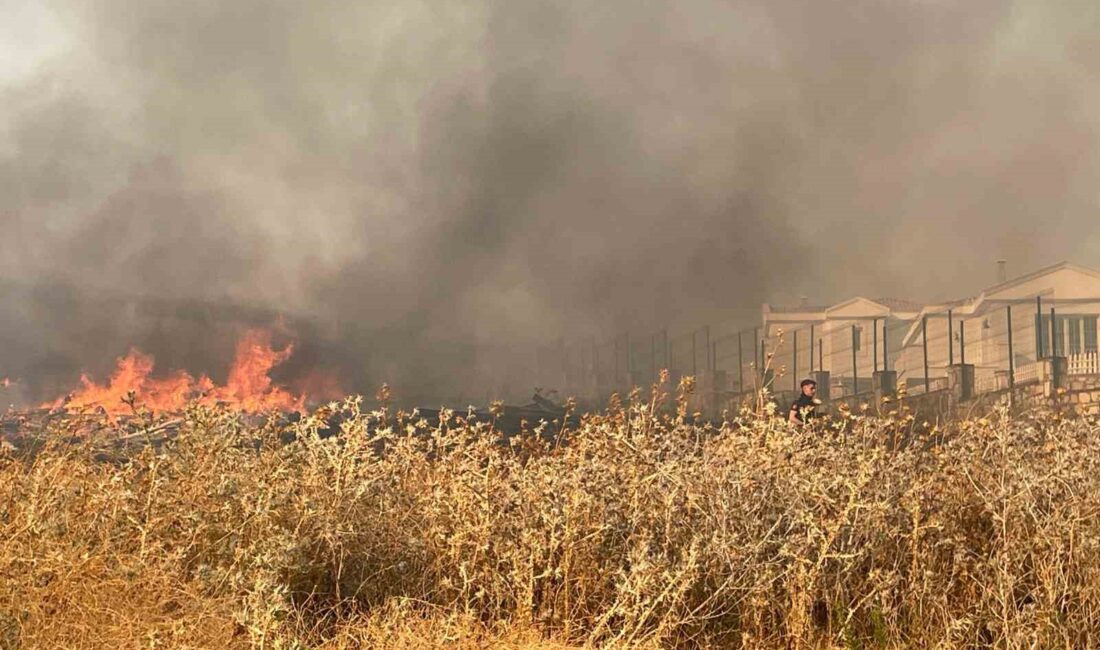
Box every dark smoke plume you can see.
[1,1,1098,404]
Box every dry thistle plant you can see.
[1,396,1099,648]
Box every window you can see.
[1036,314,1098,356]
[853,326,862,353]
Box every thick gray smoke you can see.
[1,1,1098,404]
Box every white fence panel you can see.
[1015,361,1040,384]
[1068,352,1100,375]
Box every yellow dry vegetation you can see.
[1,382,1099,648]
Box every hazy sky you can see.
[2,1,1099,402]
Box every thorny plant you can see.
[1,383,1099,649]
[742,328,794,419]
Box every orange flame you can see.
[47,329,337,415]
[204,329,304,412]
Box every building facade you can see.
[763,262,1100,399]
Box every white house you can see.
[896,261,1100,392]
[763,261,1100,397]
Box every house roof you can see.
[763,296,926,339]
[870,297,925,312]
[764,261,1100,344]
[767,304,830,314]
[766,296,923,319]
[824,296,893,316]
[980,261,1100,297]
[898,260,1100,346]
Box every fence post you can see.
[883,319,889,371]
[948,309,954,366]
[737,331,744,393]
[872,319,898,401]
[1037,296,1043,358]
[809,324,815,373]
[1008,305,1015,389]
[793,330,799,391]
[1051,306,1058,357]
[690,329,699,376]
[761,338,770,389]
[704,326,711,371]
[873,317,879,373]
[922,315,930,392]
[851,324,858,395]
[754,327,760,376]
[960,320,966,365]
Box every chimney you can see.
[996,260,1007,284]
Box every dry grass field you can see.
[2,381,1100,648]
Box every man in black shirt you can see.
[788,378,819,425]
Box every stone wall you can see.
[1054,373,1100,417]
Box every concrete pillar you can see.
[1042,356,1068,397]
[811,370,831,402]
[947,364,975,402]
[873,370,898,402]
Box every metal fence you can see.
[542,295,1100,402]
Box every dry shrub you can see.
[1,389,1100,648]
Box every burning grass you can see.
[40,328,340,416]
[2,382,1100,648]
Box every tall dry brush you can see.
[1,385,1099,648]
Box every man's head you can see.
[800,378,817,397]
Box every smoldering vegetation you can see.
[2,1,1099,404]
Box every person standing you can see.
[788,378,819,424]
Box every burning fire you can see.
[47,329,338,415]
